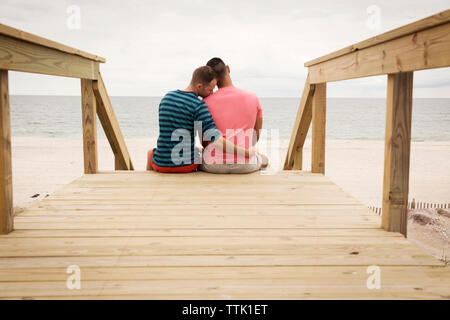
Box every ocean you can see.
[9,96,450,141]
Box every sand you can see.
[407,208,449,262]
[11,136,450,260]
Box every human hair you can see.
[206,57,227,80]
[191,65,215,85]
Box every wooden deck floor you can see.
[0,171,448,299]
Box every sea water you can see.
[10,96,450,141]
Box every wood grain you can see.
[0,70,13,234]
[283,74,315,170]
[0,34,99,79]
[311,83,326,174]
[93,73,133,170]
[382,72,414,237]
[0,171,448,299]
[0,23,105,62]
[81,79,98,174]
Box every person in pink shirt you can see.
[200,57,268,173]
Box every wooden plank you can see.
[14,214,379,223]
[70,171,330,186]
[305,9,450,66]
[0,236,423,258]
[0,242,430,268]
[311,83,326,173]
[0,23,105,62]
[81,79,98,174]
[13,218,379,230]
[92,73,133,170]
[382,72,413,237]
[48,189,359,199]
[308,22,450,83]
[20,206,376,216]
[22,198,361,206]
[0,70,13,234]
[0,278,448,299]
[0,265,448,282]
[0,228,401,238]
[0,253,442,269]
[71,175,332,186]
[0,34,99,79]
[85,170,324,177]
[284,74,315,170]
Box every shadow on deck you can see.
[0,171,448,299]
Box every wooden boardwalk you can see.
[0,171,448,299]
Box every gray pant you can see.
[199,154,262,174]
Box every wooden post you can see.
[311,82,326,174]
[81,79,98,174]
[382,72,413,237]
[92,73,134,171]
[0,70,13,234]
[284,74,315,170]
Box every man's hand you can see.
[194,144,204,153]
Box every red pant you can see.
[147,149,198,173]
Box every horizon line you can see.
[8,94,450,99]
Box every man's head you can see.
[207,57,231,88]
[190,65,217,98]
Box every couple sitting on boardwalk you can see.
[147,57,268,174]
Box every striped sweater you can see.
[152,90,220,167]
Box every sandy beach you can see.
[12,136,450,211]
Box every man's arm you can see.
[210,136,255,158]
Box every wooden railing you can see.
[0,23,134,234]
[284,9,450,237]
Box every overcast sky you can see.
[1,0,449,97]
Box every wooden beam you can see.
[382,72,413,237]
[0,70,13,234]
[0,34,99,80]
[0,23,105,62]
[311,83,326,174]
[81,79,98,174]
[308,22,450,84]
[305,9,450,67]
[93,73,134,170]
[283,75,315,170]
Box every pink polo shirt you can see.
[202,86,262,164]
